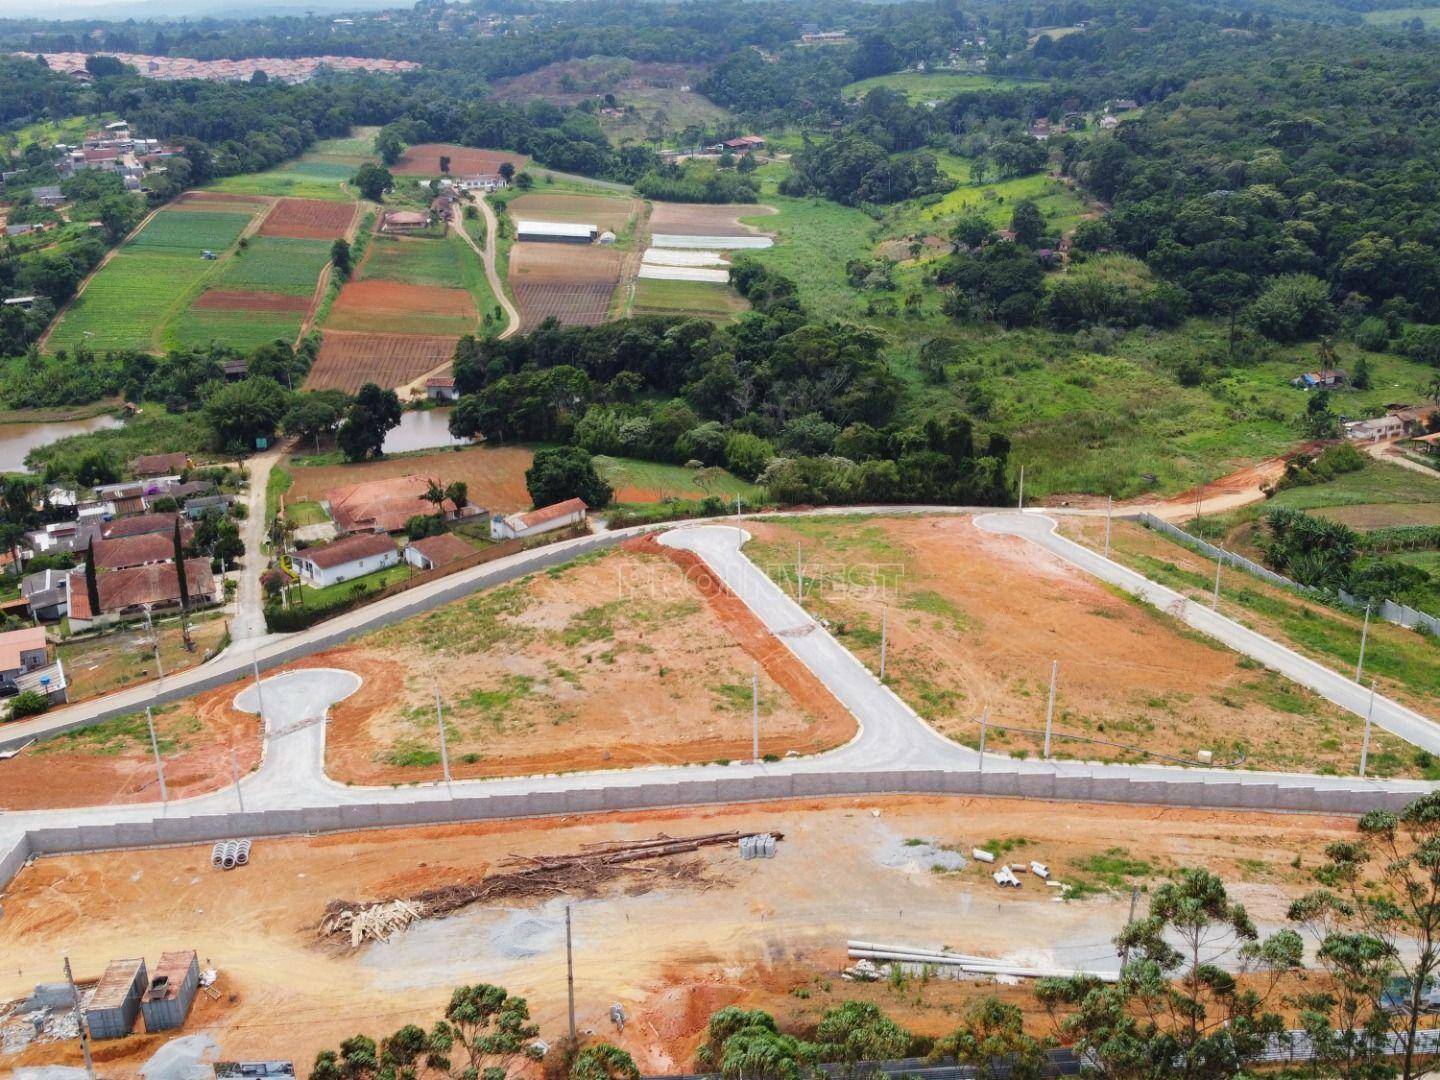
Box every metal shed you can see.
[85,958,147,1040]
[515,219,597,244]
[140,950,200,1033]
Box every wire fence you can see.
[1136,513,1440,638]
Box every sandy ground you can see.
[0,795,1364,1077]
[0,672,262,810]
[742,515,1402,775]
[322,540,854,783]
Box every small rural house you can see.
[490,498,587,540]
[0,625,67,705]
[290,533,399,588]
[381,210,430,234]
[1292,369,1347,390]
[426,376,460,403]
[457,174,506,192]
[132,452,190,478]
[21,568,70,621]
[515,220,597,244]
[403,532,474,571]
[1343,415,1405,442]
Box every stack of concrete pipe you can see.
[845,940,1119,983]
[210,839,253,870]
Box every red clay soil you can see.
[304,331,460,394]
[259,197,358,240]
[625,534,855,740]
[332,279,479,317]
[193,289,311,312]
[390,143,529,177]
[0,677,263,811]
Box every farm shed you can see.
[290,532,399,588]
[490,497,587,540]
[515,219,597,244]
[140,950,200,1033]
[85,957,147,1040]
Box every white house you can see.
[290,532,399,588]
[456,174,507,192]
[1343,415,1405,442]
[490,498,588,541]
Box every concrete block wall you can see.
[0,767,1421,895]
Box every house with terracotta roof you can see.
[132,451,191,478]
[324,474,459,535]
[403,532,474,571]
[426,376,459,403]
[490,498,587,540]
[101,512,183,541]
[290,533,399,589]
[66,558,219,631]
[90,529,191,571]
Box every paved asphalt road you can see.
[3,512,1435,878]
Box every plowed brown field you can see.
[259,197,357,239]
[509,192,640,234]
[304,331,459,393]
[391,143,529,176]
[514,283,616,329]
[327,279,478,336]
[509,242,622,329]
[648,201,777,236]
[286,445,533,510]
[193,289,311,312]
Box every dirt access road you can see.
[398,198,518,401]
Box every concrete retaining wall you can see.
[1,766,1416,892]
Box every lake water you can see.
[0,414,125,473]
[383,409,471,455]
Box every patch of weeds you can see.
[712,682,762,713]
[903,837,928,847]
[460,752,483,764]
[386,742,442,768]
[980,836,1032,857]
[562,600,623,646]
[904,590,971,631]
[1068,847,1155,892]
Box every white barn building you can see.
[290,533,399,588]
[490,498,588,540]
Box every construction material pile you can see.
[320,831,781,948]
[844,940,1119,983]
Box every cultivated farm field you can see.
[630,277,747,320]
[304,331,459,393]
[46,252,211,352]
[164,307,306,352]
[327,279,478,336]
[259,197,357,239]
[390,142,528,177]
[214,236,333,294]
[509,191,642,238]
[125,207,253,253]
[509,241,622,329]
[360,232,484,291]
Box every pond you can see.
[0,413,125,473]
[382,409,471,455]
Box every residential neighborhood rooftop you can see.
[0,626,48,671]
[66,559,215,621]
[407,532,474,568]
[297,532,397,571]
[325,474,454,534]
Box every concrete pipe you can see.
[221,840,238,870]
[210,843,225,869]
[236,839,252,866]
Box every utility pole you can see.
[1017,465,1025,511]
[1212,557,1222,610]
[751,662,760,764]
[146,606,164,679]
[977,707,988,773]
[795,544,803,602]
[436,682,452,788]
[1118,885,1141,968]
[146,706,168,803]
[565,904,577,1044]
[879,606,888,680]
[63,954,95,1080]
[1359,679,1376,778]
[229,749,245,811]
[1356,601,1372,682]
[251,655,267,731]
[1104,496,1112,558]
[1043,660,1059,759]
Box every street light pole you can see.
[436,682,452,788]
[1043,660,1059,759]
[751,662,759,764]
[978,706,988,773]
[1360,679,1376,778]
[1212,557,1222,610]
[1018,466,1025,511]
[1104,496,1112,558]
[1356,601,1372,682]
[146,706,168,803]
[879,606,887,680]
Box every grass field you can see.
[630,277,748,320]
[216,236,332,294]
[596,455,760,502]
[361,233,482,290]
[163,308,304,352]
[842,71,1030,102]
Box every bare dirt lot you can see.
[0,671,260,810]
[391,143,529,177]
[327,279,478,336]
[193,289,311,312]
[1313,502,1440,529]
[285,444,534,512]
[509,192,641,235]
[305,331,461,393]
[259,197,358,240]
[174,191,271,210]
[0,795,1370,1074]
[320,539,853,783]
[743,515,1415,775]
[648,201,777,237]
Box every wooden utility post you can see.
[64,954,95,1080]
[565,904,577,1044]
